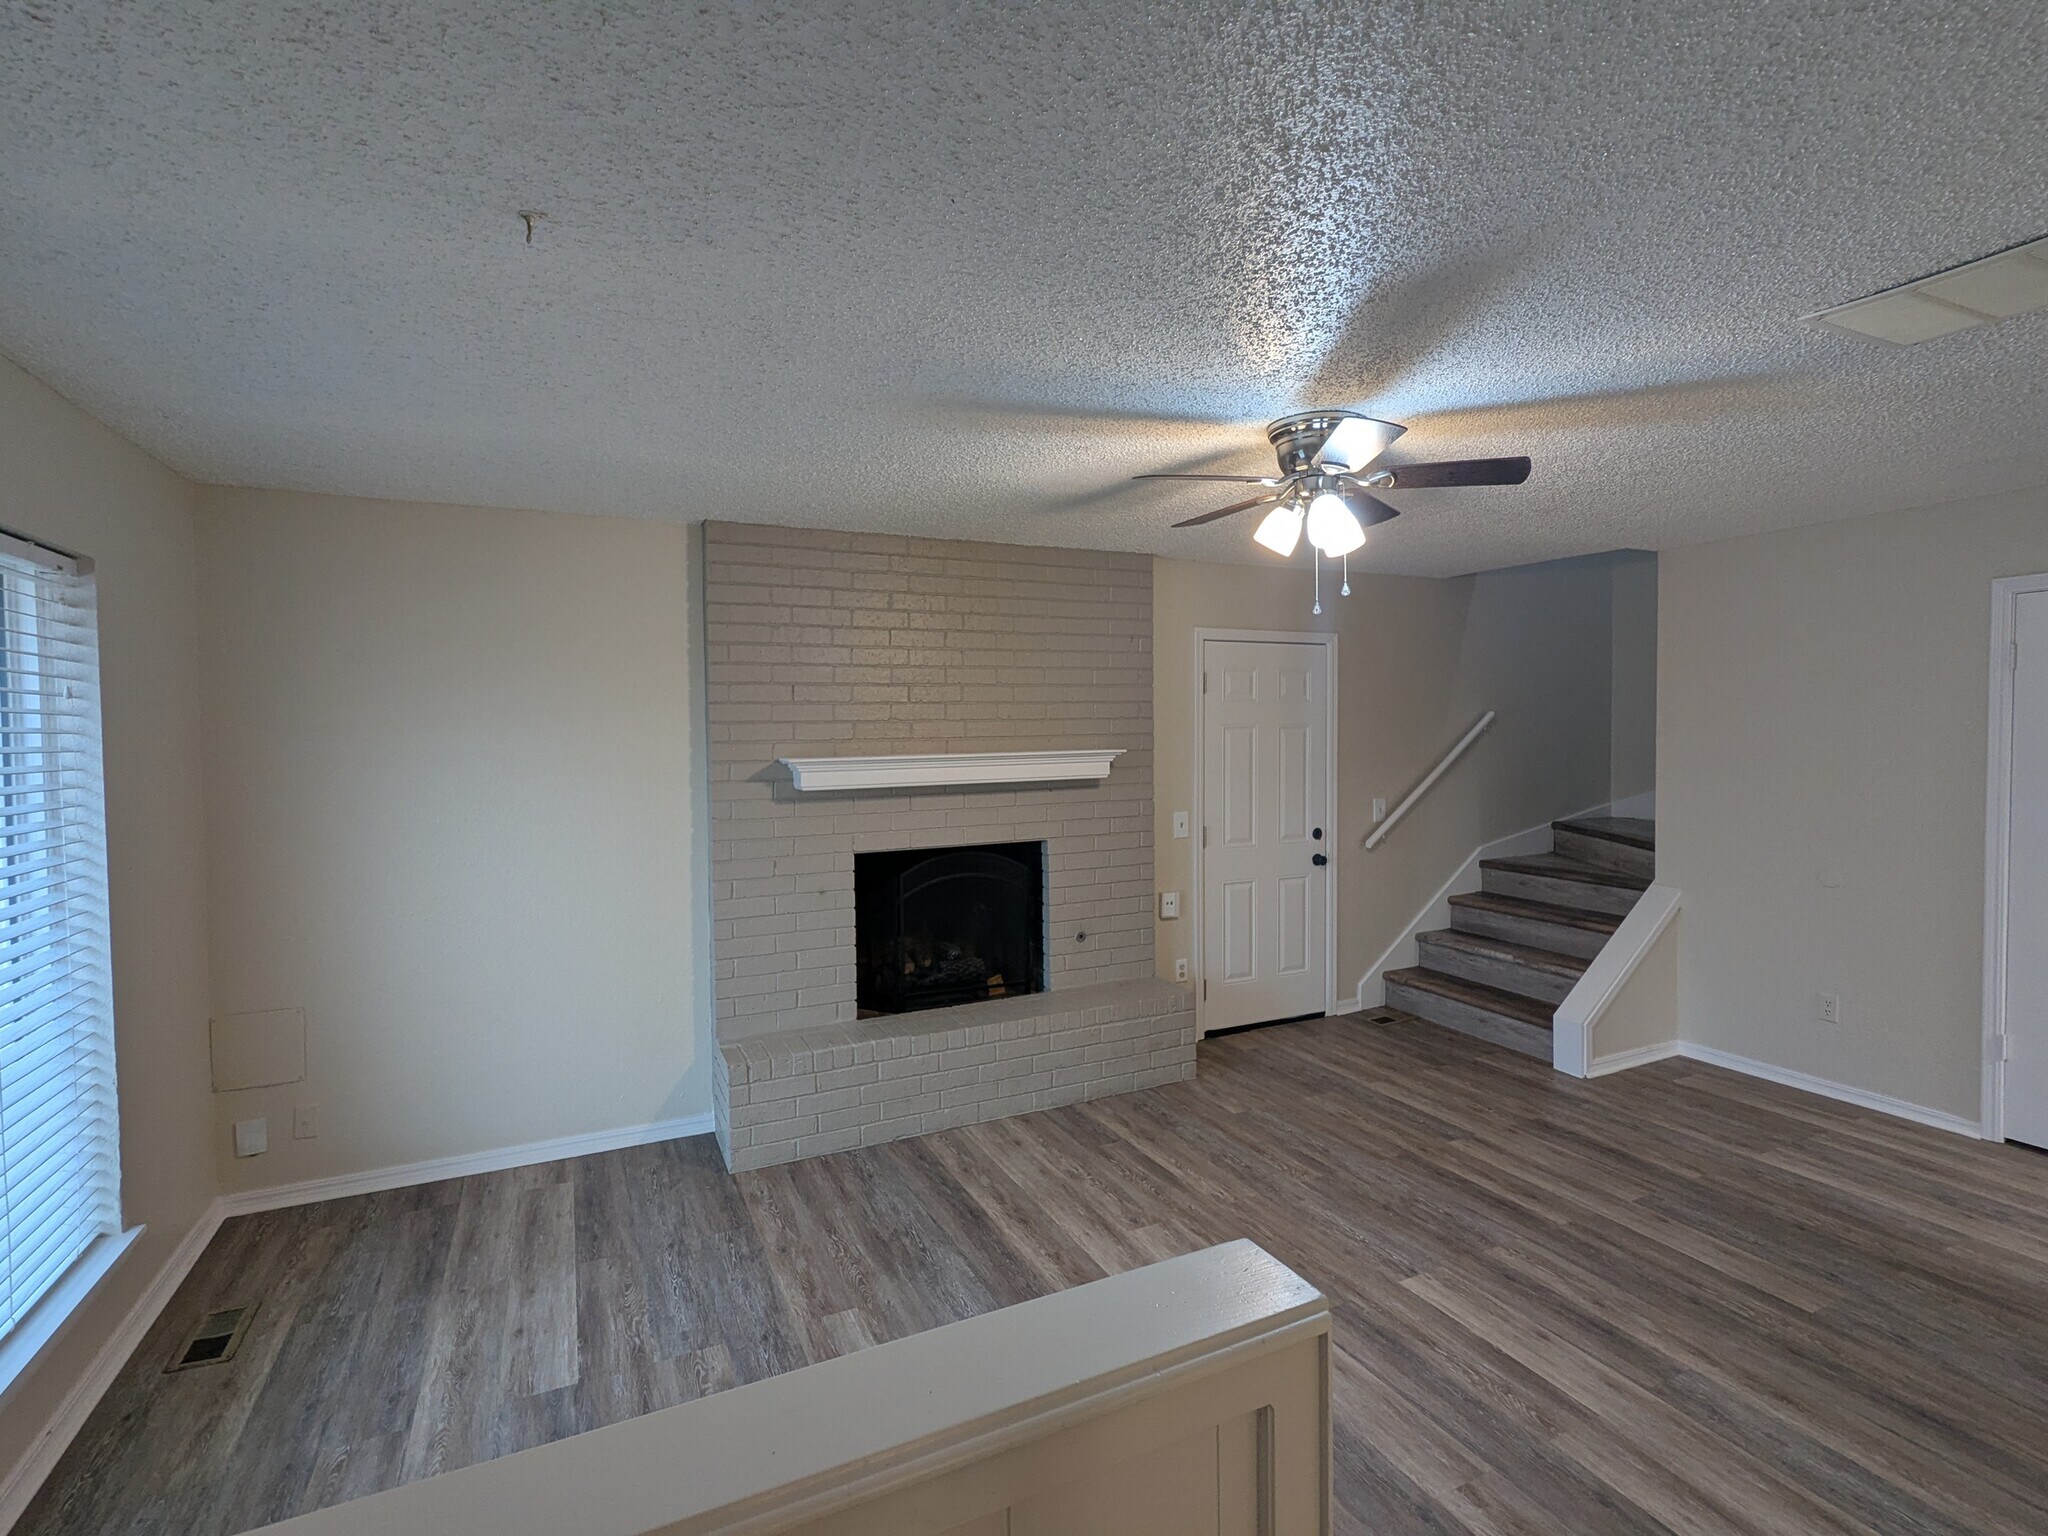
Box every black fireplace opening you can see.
[855,841,1046,1016]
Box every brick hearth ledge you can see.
[714,977,1195,1171]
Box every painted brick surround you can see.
[703,522,1157,1046]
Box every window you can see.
[0,531,120,1357]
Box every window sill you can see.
[0,1227,142,1405]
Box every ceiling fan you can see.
[1140,410,1530,570]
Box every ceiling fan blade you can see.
[1377,456,1532,489]
[1135,473,1277,483]
[1349,489,1403,526]
[1173,493,1281,528]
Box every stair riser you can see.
[1482,867,1642,916]
[1449,905,1611,960]
[1553,827,1655,880]
[1385,978,1553,1060]
[1415,938,1578,1005]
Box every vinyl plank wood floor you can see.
[20,1013,2048,1536]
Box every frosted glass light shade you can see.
[1252,503,1304,556]
[1305,491,1366,556]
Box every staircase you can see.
[1384,816,1655,1059]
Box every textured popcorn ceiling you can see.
[1,1,2044,575]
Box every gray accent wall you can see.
[703,523,1155,1043]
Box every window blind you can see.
[0,536,119,1343]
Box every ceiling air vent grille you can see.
[1807,236,2048,345]
[166,1304,256,1372]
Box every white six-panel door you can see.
[2003,589,2048,1150]
[1200,639,1331,1032]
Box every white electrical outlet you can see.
[1175,958,1189,982]
[1818,993,1840,1025]
[1159,890,1180,920]
[232,1117,268,1158]
[293,1102,321,1141]
[1372,797,1387,823]
[1172,810,1190,839]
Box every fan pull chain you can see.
[1312,553,1322,616]
[1341,552,1351,597]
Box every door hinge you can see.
[1998,1032,2013,1062]
[2014,640,2022,674]
[1202,979,1208,1001]
[1201,825,1208,848]
[1202,671,1210,693]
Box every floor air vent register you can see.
[166,1304,256,1372]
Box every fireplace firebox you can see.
[855,842,1046,1016]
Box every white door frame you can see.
[1981,572,2048,1141]
[1191,628,1339,1037]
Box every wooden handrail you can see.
[1365,711,1496,850]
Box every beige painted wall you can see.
[1588,913,1679,1067]
[1610,551,1658,806]
[1661,487,2048,1123]
[1153,553,1618,1007]
[196,489,713,1190]
[0,358,215,1482]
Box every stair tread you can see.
[1554,815,1656,850]
[1481,852,1651,891]
[1416,927,1590,977]
[1385,967,1556,1029]
[1448,890,1623,933]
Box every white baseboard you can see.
[219,1113,718,1216]
[1586,1041,1681,1077]
[0,1110,718,1523]
[1350,801,1612,1011]
[1674,1044,1981,1138]
[0,1200,226,1531]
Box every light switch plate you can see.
[1172,811,1190,839]
[233,1118,268,1158]
[1372,797,1388,823]
[293,1103,321,1141]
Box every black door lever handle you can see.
[1312,853,1328,867]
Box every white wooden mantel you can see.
[778,748,1123,793]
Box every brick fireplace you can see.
[702,522,1194,1168]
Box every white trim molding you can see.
[1587,1041,1682,1076]
[218,1113,717,1217]
[778,749,1122,793]
[0,1213,219,1532]
[0,1228,140,1405]
[0,1111,720,1527]
[1553,883,1681,1077]
[1980,571,2048,1142]
[1675,1044,1982,1139]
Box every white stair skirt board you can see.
[779,749,1122,793]
[217,1113,717,1217]
[1553,883,1681,1077]
[1673,1045,1982,1139]
[1609,789,1657,820]
[1345,801,1615,1013]
[0,1208,224,1532]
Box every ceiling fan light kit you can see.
[1252,499,1304,556]
[1143,409,1533,613]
